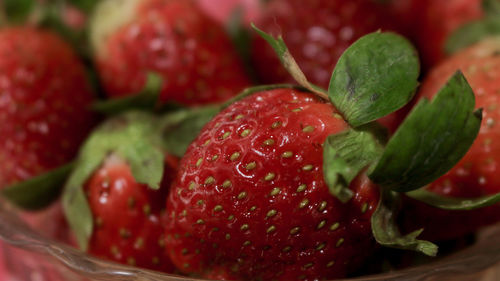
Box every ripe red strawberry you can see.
[250,0,400,88]
[411,0,484,69]
[196,0,262,26]
[91,0,250,106]
[85,154,178,272]
[164,89,380,280]
[0,27,97,188]
[400,37,500,241]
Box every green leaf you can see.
[63,111,165,251]
[406,189,500,211]
[92,73,163,115]
[482,0,500,17]
[445,17,500,55]
[371,191,438,256]
[369,72,482,192]
[251,24,330,100]
[161,84,298,157]
[3,0,35,23]
[323,126,385,203]
[2,163,74,211]
[328,32,420,128]
[66,0,100,14]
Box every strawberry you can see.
[164,88,380,280]
[90,0,250,106]
[162,28,486,280]
[250,0,400,88]
[0,27,97,188]
[400,37,500,241]
[196,0,262,26]
[411,0,484,69]
[85,153,177,271]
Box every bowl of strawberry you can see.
[1,0,500,280]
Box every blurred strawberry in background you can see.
[90,0,250,106]
[250,0,402,88]
[196,0,262,26]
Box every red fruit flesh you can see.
[86,154,177,272]
[251,0,400,88]
[0,27,97,188]
[400,38,500,241]
[95,0,250,106]
[413,0,483,69]
[165,89,379,280]
[196,0,262,26]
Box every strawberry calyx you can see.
[445,0,500,55]
[0,0,37,25]
[372,190,438,256]
[89,0,140,57]
[406,189,500,211]
[323,126,386,203]
[1,163,74,211]
[92,72,164,116]
[62,111,166,251]
[483,0,500,16]
[369,72,482,192]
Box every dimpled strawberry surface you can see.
[165,89,380,280]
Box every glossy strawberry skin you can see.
[0,27,97,188]
[165,89,380,280]
[86,154,178,272]
[411,0,483,69]
[196,0,262,26]
[251,0,400,88]
[94,0,250,106]
[400,38,500,241]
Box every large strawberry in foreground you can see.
[0,27,97,188]
[165,89,380,280]
[163,30,485,280]
[400,37,500,241]
[86,153,177,271]
[251,0,400,88]
[90,0,250,106]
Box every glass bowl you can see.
[0,196,499,281]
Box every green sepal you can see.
[323,125,385,203]
[66,0,101,14]
[371,190,438,257]
[251,24,330,99]
[62,111,165,251]
[1,163,74,211]
[369,72,482,192]
[92,73,163,115]
[445,17,500,55]
[328,32,420,128]
[2,0,36,24]
[406,189,500,211]
[482,0,500,17]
